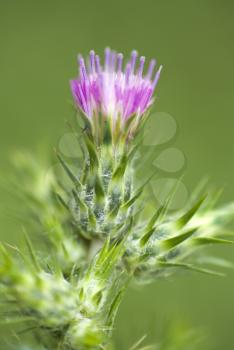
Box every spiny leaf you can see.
[86,236,120,280]
[101,235,128,276]
[88,207,97,227]
[140,228,155,247]
[94,175,105,200]
[176,194,207,228]
[95,237,111,266]
[107,203,121,220]
[112,114,122,145]
[103,119,112,145]
[92,289,103,306]
[107,288,125,327]
[55,192,69,211]
[124,113,137,132]
[144,205,166,232]
[154,177,185,224]
[0,243,12,266]
[48,255,64,278]
[91,111,102,145]
[23,233,41,272]
[4,243,21,254]
[192,237,234,246]
[81,160,89,185]
[0,315,35,325]
[101,242,123,274]
[76,109,93,131]
[121,188,143,210]
[83,133,99,169]
[112,154,128,181]
[189,177,209,203]
[72,189,88,212]
[136,346,154,350]
[216,229,234,237]
[161,228,197,250]
[129,335,147,350]
[204,188,223,211]
[119,113,137,145]
[121,172,155,210]
[5,242,27,263]
[157,260,225,277]
[77,225,92,240]
[127,139,142,161]
[134,109,151,137]
[196,256,234,269]
[56,152,82,188]
[140,201,175,247]
[69,263,81,285]
[115,217,133,241]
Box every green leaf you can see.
[88,207,97,228]
[55,192,69,211]
[72,189,88,212]
[107,203,121,220]
[57,152,82,188]
[121,172,155,210]
[77,225,92,240]
[196,256,234,269]
[140,196,179,247]
[161,228,197,250]
[176,194,207,228]
[107,288,125,327]
[121,188,143,210]
[129,335,147,350]
[111,217,133,242]
[157,260,225,277]
[145,205,166,231]
[103,118,112,145]
[76,109,93,131]
[24,233,41,272]
[83,133,99,169]
[100,234,128,277]
[92,289,103,306]
[189,177,209,203]
[0,243,12,266]
[48,256,63,279]
[156,177,185,223]
[204,188,223,211]
[95,237,111,266]
[94,175,105,200]
[0,315,35,325]
[112,154,128,181]
[192,237,234,246]
[140,228,155,247]
[119,113,137,145]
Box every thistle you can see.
[70,48,161,134]
[66,48,161,241]
[1,48,233,350]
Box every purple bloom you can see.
[70,48,162,122]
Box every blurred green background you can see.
[1,0,234,349]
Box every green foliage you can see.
[1,113,234,350]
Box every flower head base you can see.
[71,48,162,124]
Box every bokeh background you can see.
[1,0,234,349]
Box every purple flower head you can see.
[70,48,162,122]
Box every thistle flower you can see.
[70,48,162,143]
[1,48,234,350]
